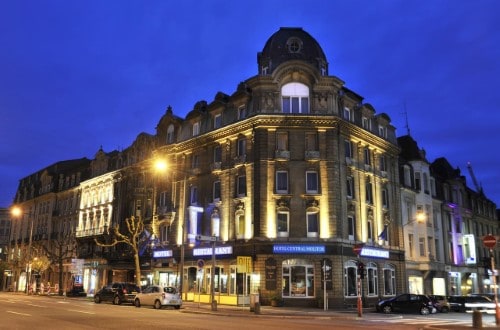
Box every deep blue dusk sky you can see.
[1,1,499,208]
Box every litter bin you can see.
[250,293,259,312]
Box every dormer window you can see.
[213,114,222,129]
[166,124,175,144]
[281,82,309,114]
[192,122,200,136]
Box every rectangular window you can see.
[367,218,373,241]
[192,122,200,136]
[364,148,371,165]
[213,114,222,129]
[306,171,318,194]
[348,216,355,240]
[307,212,318,237]
[408,234,414,258]
[379,125,387,138]
[382,188,389,208]
[345,140,353,158]
[276,132,288,151]
[419,237,426,257]
[213,145,222,163]
[282,96,309,113]
[191,154,200,169]
[415,172,421,191]
[343,107,351,121]
[305,132,317,151]
[237,176,246,196]
[277,211,289,237]
[383,268,395,296]
[379,155,387,172]
[362,117,371,130]
[213,181,221,201]
[238,106,246,119]
[190,186,198,205]
[366,181,373,204]
[276,171,289,193]
[237,138,246,157]
[236,214,245,238]
[346,176,354,199]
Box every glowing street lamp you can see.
[11,206,34,294]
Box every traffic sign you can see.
[483,235,497,249]
[353,244,363,255]
[197,259,205,269]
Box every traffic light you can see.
[483,257,492,276]
[357,261,365,279]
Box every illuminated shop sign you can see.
[193,246,233,256]
[153,250,173,258]
[273,244,325,254]
[360,247,389,259]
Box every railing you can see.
[275,150,290,160]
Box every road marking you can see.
[28,303,47,308]
[67,309,95,315]
[7,311,31,316]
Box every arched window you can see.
[344,260,357,297]
[382,264,396,296]
[281,82,309,113]
[166,124,175,144]
[366,262,378,296]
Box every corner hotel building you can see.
[147,27,406,308]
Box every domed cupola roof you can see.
[257,27,328,75]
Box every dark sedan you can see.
[376,293,437,315]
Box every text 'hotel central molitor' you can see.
[137,27,406,309]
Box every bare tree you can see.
[94,216,143,287]
[41,232,77,296]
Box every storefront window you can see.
[282,259,314,298]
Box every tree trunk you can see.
[133,248,142,287]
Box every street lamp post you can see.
[11,206,34,294]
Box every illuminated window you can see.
[282,259,315,298]
[281,82,309,113]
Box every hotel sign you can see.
[153,250,173,258]
[273,244,325,254]
[359,247,389,259]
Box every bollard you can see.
[472,309,483,329]
[254,302,261,314]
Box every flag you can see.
[378,225,388,241]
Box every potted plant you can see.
[270,292,283,307]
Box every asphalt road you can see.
[1,293,498,330]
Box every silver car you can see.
[134,285,182,309]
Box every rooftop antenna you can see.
[401,102,411,136]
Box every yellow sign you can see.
[237,256,253,273]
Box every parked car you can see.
[94,282,141,305]
[448,295,496,312]
[134,285,182,309]
[376,293,437,315]
[428,295,450,313]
